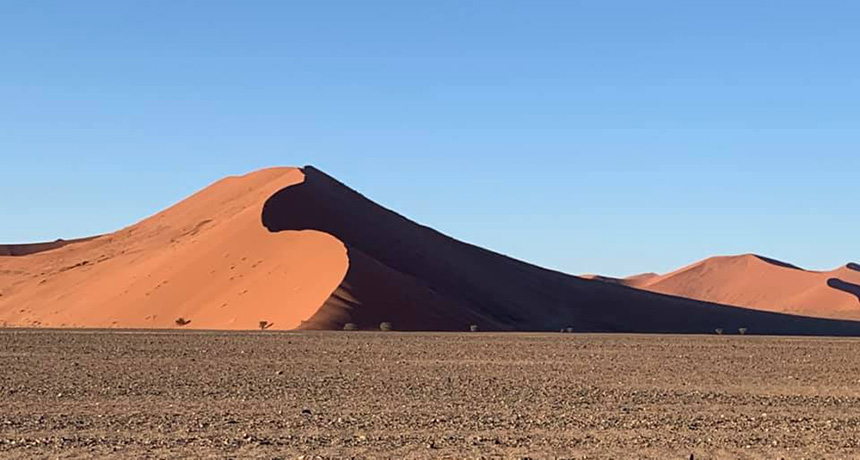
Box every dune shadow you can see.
[848,263,860,272]
[260,167,503,331]
[827,278,860,302]
[261,172,331,235]
[756,255,802,270]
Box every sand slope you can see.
[611,255,860,320]
[0,168,347,329]
[3,165,860,334]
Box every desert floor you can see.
[2,330,860,459]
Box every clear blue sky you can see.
[2,1,858,277]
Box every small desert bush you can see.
[343,322,358,331]
[259,320,273,330]
[565,327,574,334]
[175,317,191,327]
[469,324,479,332]
[738,327,748,335]
[379,322,393,331]
[714,328,723,335]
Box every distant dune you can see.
[3,166,860,334]
[0,237,98,257]
[593,255,860,320]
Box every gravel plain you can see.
[2,330,860,459]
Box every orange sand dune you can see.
[0,168,347,329]
[3,166,860,334]
[614,255,860,320]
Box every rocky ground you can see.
[2,330,860,459]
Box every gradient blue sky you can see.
[2,1,858,277]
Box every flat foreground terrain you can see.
[2,331,860,459]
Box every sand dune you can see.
[3,165,860,334]
[0,168,347,329]
[605,254,860,320]
[258,167,860,334]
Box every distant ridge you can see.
[0,236,99,256]
[590,254,860,320]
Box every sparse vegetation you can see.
[343,323,358,331]
[470,324,479,332]
[379,322,393,331]
[175,317,191,327]
[738,327,748,335]
[565,327,574,333]
[715,328,723,335]
[259,321,273,330]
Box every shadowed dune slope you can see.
[609,255,860,320]
[4,165,860,335]
[260,167,860,335]
[0,168,348,330]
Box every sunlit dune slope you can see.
[0,168,347,329]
